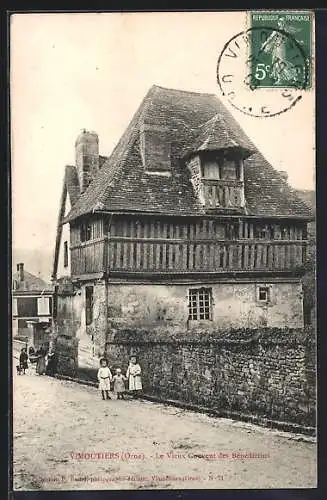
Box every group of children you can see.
[97,355,142,401]
[18,347,142,401]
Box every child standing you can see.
[126,355,143,397]
[97,358,112,400]
[19,348,28,374]
[112,368,127,399]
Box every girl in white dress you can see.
[97,358,113,400]
[126,356,142,397]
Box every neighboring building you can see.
[12,263,53,338]
[52,85,313,363]
[295,188,316,326]
[295,188,316,249]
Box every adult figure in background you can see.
[46,347,58,376]
[19,348,29,374]
[36,344,47,375]
[126,355,142,397]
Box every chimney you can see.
[279,170,288,183]
[17,262,24,282]
[75,129,99,193]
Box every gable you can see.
[64,193,71,218]
[64,85,313,222]
[52,166,77,279]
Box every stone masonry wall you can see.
[105,327,316,429]
[55,280,108,373]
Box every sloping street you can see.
[12,369,316,491]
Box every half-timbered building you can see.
[52,85,312,361]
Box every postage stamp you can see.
[250,11,313,89]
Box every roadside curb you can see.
[53,373,316,440]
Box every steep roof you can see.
[65,166,80,206]
[64,85,312,222]
[12,270,51,292]
[295,189,315,214]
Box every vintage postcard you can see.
[11,10,316,491]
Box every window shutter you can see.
[37,297,50,315]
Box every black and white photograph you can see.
[10,10,316,491]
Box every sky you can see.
[11,12,315,277]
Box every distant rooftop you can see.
[12,263,52,292]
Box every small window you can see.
[13,280,18,290]
[80,222,92,242]
[221,160,237,180]
[203,161,220,179]
[281,227,290,240]
[188,287,213,321]
[64,241,69,268]
[85,286,94,326]
[258,286,270,303]
[254,225,271,240]
[18,319,28,329]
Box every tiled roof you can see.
[65,166,80,206]
[64,85,313,222]
[99,155,108,168]
[190,113,254,156]
[295,189,315,214]
[12,270,51,292]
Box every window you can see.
[37,297,50,315]
[257,286,270,303]
[221,160,237,180]
[281,227,290,240]
[203,161,220,179]
[17,297,37,317]
[226,223,237,240]
[188,287,213,320]
[80,222,92,242]
[64,241,69,268]
[85,286,94,326]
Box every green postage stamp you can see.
[250,11,313,89]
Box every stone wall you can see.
[55,334,78,377]
[86,280,107,357]
[55,280,107,372]
[105,327,316,428]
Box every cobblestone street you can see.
[13,368,317,491]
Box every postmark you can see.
[217,15,312,118]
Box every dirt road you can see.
[12,369,317,490]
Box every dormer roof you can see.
[188,114,254,158]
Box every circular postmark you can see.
[217,26,310,118]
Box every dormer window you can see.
[201,154,242,182]
[140,122,171,175]
[203,161,220,179]
[187,152,245,210]
[221,159,237,180]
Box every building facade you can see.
[52,86,313,366]
[12,263,53,338]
